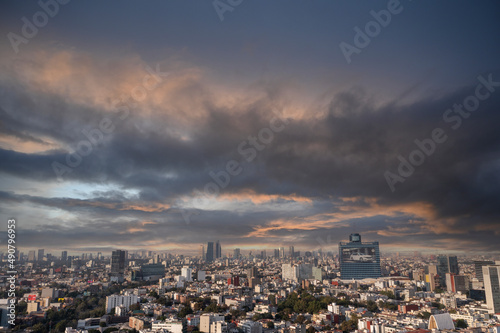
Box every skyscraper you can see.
[61,251,68,262]
[206,242,214,262]
[475,261,494,282]
[215,240,222,259]
[200,245,205,260]
[483,265,500,314]
[289,246,295,258]
[181,266,192,281]
[233,248,241,259]
[247,266,258,279]
[111,250,126,276]
[37,249,45,262]
[437,255,459,285]
[339,233,381,280]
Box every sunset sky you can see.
[1,1,500,255]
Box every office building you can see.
[111,250,127,277]
[200,245,205,260]
[289,246,295,258]
[206,242,214,262]
[437,255,459,284]
[105,295,138,313]
[475,261,495,282]
[181,267,192,281]
[28,250,36,262]
[61,251,68,262]
[140,264,165,281]
[233,248,240,259]
[282,263,316,282]
[339,233,381,280]
[37,249,44,262]
[200,313,224,333]
[215,240,222,259]
[446,273,469,293]
[247,266,258,279]
[152,320,186,333]
[483,265,500,314]
[239,320,263,333]
[210,321,228,333]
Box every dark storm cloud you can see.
[1,65,500,252]
[1,0,500,252]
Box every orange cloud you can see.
[217,190,313,205]
[245,197,457,239]
[65,199,170,213]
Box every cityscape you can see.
[1,1,500,333]
[0,234,500,333]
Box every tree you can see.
[295,315,305,324]
[267,322,275,329]
[455,319,468,329]
[55,320,69,332]
[418,311,431,319]
[307,326,316,333]
[340,314,359,333]
[178,304,194,318]
[103,328,119,333]
[379,291,395,299]
[16,301,27,315]
[366,300,378,312]
[129,303,141,311]
[31,323,48,333]
[204,302,218,313]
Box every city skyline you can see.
[1,2,500,254]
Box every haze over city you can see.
[1,1,500,255]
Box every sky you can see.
[1,1,500,255]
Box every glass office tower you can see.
[339,233,381,280]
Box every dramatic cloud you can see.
[1,1,499,255]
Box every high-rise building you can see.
[446,273,469,293]
[105,295,138,313]
[200,245,205,260]
[206,242,214,262]
[281,263,315,282]
[247,266,258,279]
[279,247,285,258]
[111,250,127,276]
[28,251,36,262]
[289,246,295,258]
[483,265,500,314]
[200,313,225,333]
[274,249,279,258]
[233,248,240,259]
[61,251,68,262]
[437,255,459,285]
[215,241,222,259]
[181,267,192,281]
[37,249,45,262]
[339,233,381,280]
[475,261,494,282]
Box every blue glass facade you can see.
[339,233,381,280]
